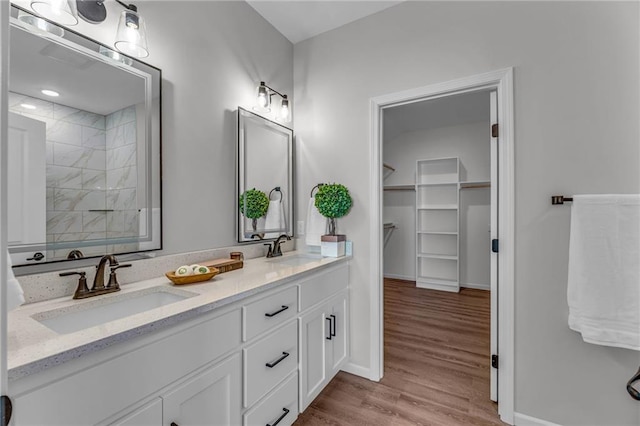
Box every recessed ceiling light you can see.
[41,89,59,97]
[20,104,37,110]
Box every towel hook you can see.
[310,183,324,198]
[269,187,283,201]
[627,367,640,401]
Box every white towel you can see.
[567,194,640,350]
[305,197,327,247]
[6,252,25,310]
[264,200,286,239]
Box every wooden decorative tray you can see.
[165,268,219,285]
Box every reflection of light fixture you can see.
[20,104,37,110]
[99,45,134,66]
[30,0,78,26]
[18,10,65,37]
[113,1,149,58]
[41,89,59,97]
[253,81,291,123]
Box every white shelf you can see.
[417,205,458,210]
[418,253,458,261]
[416,182,457,187]
[417,231,458,235]
[416,157,460,293]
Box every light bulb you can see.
[280,96,291,122]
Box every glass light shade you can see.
[18,10,65,37]
[114,9,149,58]
[30,0,78,26]
[99,46,134,66]
[280,97,291,123]
[253,82,271,113]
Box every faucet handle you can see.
[107,264,131,289]
[60,271,90,299]
[264,243,273,258]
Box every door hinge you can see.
[492,239,499,253]
[491,123,499,138]
[491,354,499,369]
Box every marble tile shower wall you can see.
[105,105,138,254]
[8,93,136,260]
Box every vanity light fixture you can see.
[253,81,291,123]
[41,89,60,97]
[113,1,149,58]
[18,10,65,37]
[30,0,78,26]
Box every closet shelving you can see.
[415,157,460,292]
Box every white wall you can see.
[383,120,490,288]
[9,0,294,256]
[294,2,639,425]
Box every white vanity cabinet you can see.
[9,260,349,426]
[162,354,242,426]
[298,266,350,411]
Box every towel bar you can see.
[551,195,573,205]
[310,183,324,197]
[269,187,283,201]
[627,367,640,401]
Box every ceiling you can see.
[246,1,404,44]
[9,24,145,116]
[383,91,491,142]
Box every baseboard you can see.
[514,412,562,426]
[461,282,490,290]
[383,273,415,281]
[340,362,372,380]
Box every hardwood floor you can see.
[294,278,505,426]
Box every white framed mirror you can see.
[8,4,162,273]
[237,107,293,242]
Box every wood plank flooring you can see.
[294,278,505,426]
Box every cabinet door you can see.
[163,354,241,426]
[299,303,328,411]
[111,398,163,426]
[326,291,349,377]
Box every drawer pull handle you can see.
[265,305,289,317]
[326,317,332,340]
[266,407,290,426]
[330,314,337,337]
[266,351,290,368]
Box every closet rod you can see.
[551,195,573,205]
[383,163,396,171]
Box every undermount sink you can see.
[269,254,323,267]
[32,287,197,335]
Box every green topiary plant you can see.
[315,183,353,235]
[239,188,269,230]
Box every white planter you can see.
[321,235,346,258]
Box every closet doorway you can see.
[369,69,514,423]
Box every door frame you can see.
[368,68,515,424]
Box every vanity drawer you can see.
[244,372,298,426]
[243,286,298,342]
[299,264,348,311]
[244,320,297,407]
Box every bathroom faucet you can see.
[94,255,120,290]
[266,234,291,258]
[60,254,131,299]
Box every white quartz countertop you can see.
[7,252,349,381]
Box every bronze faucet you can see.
[60,255,131,299]
[265,234,291,258]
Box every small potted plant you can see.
[315,183,352,257]
[239,188,269,233]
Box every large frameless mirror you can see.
[237,107,293,242]
[8,5,162,273]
